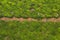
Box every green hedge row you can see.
[0,0,60,18]
[0,21,60,40]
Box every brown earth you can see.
[0,17,60,22]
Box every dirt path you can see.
[0,17,60,22]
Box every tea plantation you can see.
[0,21,60,40]
[0,0,60,18]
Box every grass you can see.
[0,20,60,40]
[0,0,60,18]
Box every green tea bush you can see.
[0,21,60,40]
[0,0,60,18]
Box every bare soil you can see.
[0,17,60,22]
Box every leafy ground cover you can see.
[0,20,60,40]
[0,0,60,18]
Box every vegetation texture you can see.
[0,21,60,40]
[0,0,60,18]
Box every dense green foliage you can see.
[0,0,60,18]
[0,21,60,40]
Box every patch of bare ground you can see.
[47,18,57,22]
[56,18,60,22]
[0,17,60,22]
[41,18,47,22]
[27,18,32,21]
